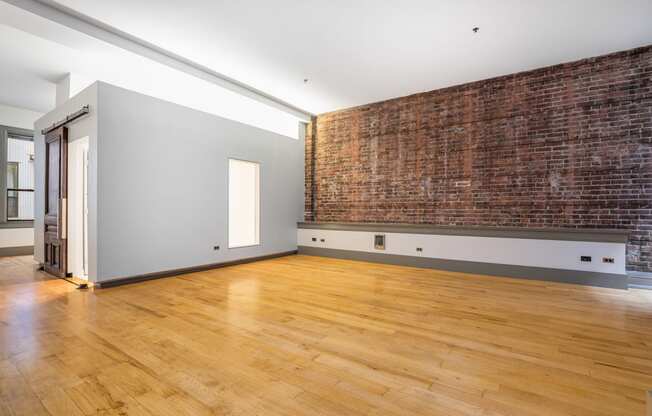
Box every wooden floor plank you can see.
[1,254,651,415]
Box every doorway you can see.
[67,136,89,280]
[43,127,67,277]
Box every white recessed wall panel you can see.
[298,229,626,275]
[228,159,260,248]
[0,228,33,248]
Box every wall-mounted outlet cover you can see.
[374,234,385,250]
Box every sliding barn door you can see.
[44,127,68,277]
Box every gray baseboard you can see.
[628,271,652,289]
[96,250,298,289]
[298,246,628,289]
[628,271,652,279]
[0,246,34,257]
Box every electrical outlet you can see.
[320,238,325,242]
[580,256,592,262]
[213,245,220,251]
[374,234,385,250]
[311,237,317,242]
[416,247,423,252]
[602,257,614,264]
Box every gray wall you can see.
[96,82,304,282]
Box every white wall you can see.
[95,82,303,282]
[56,73,95,106]
[0,228,33,248]
[34,83,98,277]
[298,229,627,275]
[0,103,43,130]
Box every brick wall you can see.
[305,45,652,272]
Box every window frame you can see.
[0,125,35,228]
[227,158,261,249]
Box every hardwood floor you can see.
[1,254,651,415]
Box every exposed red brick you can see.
[305,45,652,272]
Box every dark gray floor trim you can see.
[0,246,34,257]
[298,246,628,289]
[298,222,629,243]
[628,271,652,289]
[629,284,652,290]
[629,276,652,288]
[628,271,652,279]
[96,250,298,289]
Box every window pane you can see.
[7,137,35,220]
[228,159,260,248]
[7,162,17,188]
[7,162,18,219]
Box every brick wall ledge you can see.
[298,222,630,243]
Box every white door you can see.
[82,145,89,277]
[67,136,89,279]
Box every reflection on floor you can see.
[0,255,52,286]
[1,254,651,415]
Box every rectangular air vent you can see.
[374,234,385,250]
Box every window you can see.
[228,159,260,248]
[5,135,35,221]
[6,162,18,219]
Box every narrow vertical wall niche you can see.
[228,158,260,249]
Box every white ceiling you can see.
[1,0,652,116]
[48,0,652,114]
[0,1,304,137]
[0,1,93,112]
